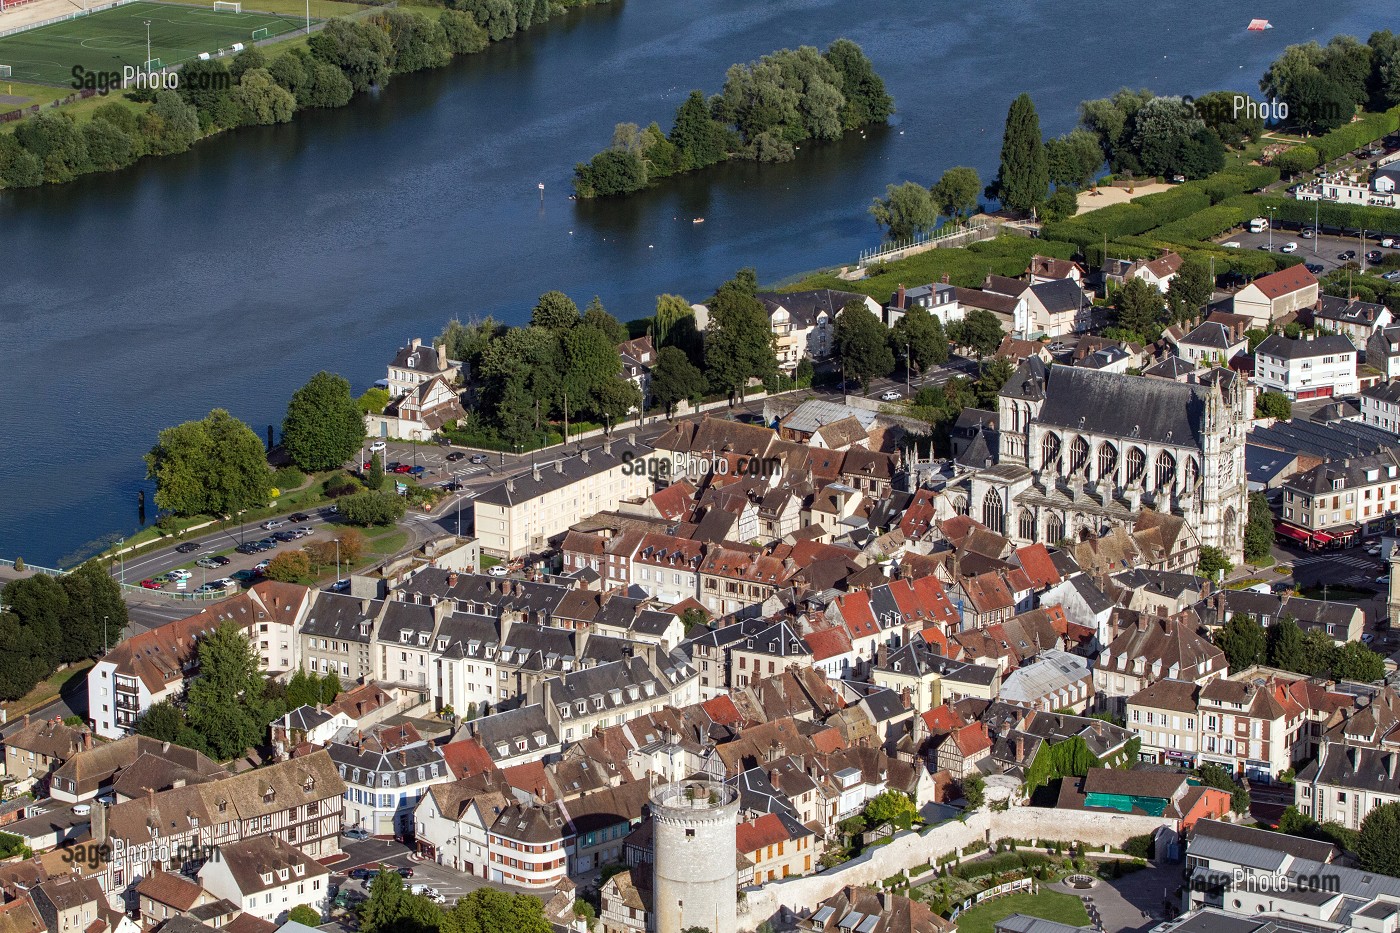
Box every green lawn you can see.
[953,891,1091,933]
[1,660,93,719]
[0,0,314,86]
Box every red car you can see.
[394,464,413,474]
[140,578,162,589]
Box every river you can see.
[0,0,1379,566]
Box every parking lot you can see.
[357,442,496,485]
[1218,229,1400,278]
[332,836,530,904]
[123,515,351,594]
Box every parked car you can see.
[322,505,339,516]
[175,542,201,553]
[469,454,489,464]
[196,557,221,569]
[1384,270,1400,282]
[140,578,163,589]
[1221,241,1241,248]
[1305,263,1325,274]
[446,452,465,462]
[394,464,413,474]
[212,577,237,589]
[1300,228,1315,239]
[255,538,278,550]
[1363,633,1377,644]
[253,559,271,572]
[1257,244,1272,251]
[328,579,351,593]
[879,390,901,401]
[348,867,374,880]
[262,519,286,530]
[167,569,192,581]
[273,530,299,542]
[344,828,371,842]
[210,555,231,566]
[231,569,260,583]
[235,542,260,555]
[195,583,225,594]
[1279,242,1297,253]
[293,527,315,538]
[408,465,426,476]
[369,441,386,452]
[1340,250,1357,260]
[487,565,508,577]
[1368,250,1384,263]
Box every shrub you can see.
[337,490,407,526]
[323,473,363,498]
[272,465,305,490]
[1312,107,1400,164]
[265,550,311,583]
[1123,832,1154,859]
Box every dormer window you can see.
[436,638,448,651]
[575,701,586,715]
[559,705,571,719]
[303,777,315,793]
[277,868,289,881]
[263,788,275,804]
[260,873,273,885]
[293,864,305,877]
[400,631,412,643]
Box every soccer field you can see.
[0,0,312,87]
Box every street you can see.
[1217,229,1400,277]
[858,355,981,403]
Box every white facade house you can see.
[1254,333,1358,400]
[197,836,331,925]
[757,290,881,373]
[414,783,508,877]
[1361,382,1400,435]
[629,534,704,606]
[473,439,655,559]
[1231,265,1320,328]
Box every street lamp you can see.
[1361,229,1369,273]
[102,615,109,654]
[144,20,152,73]
[1266,206,1277,252]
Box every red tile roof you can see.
[951,722,992,757]
[1248,264,1318,299]
[441,738,496,780]
[804,626,853,662]
[502,761,555,802]
[702,695,742,727]
[735,813,790,854]
[921,706,960,734]
[1014,544,1061,589]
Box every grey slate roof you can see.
[300,593,383,643]
[1143,356,1195,380]
[474,439,652,507]
[1362,381,1400,405]
[1317,294,1387,327]
[1179,321,1234,350]
[1256,333,1355,360]
[757,289,868,328]
[1029,278,1087,314]
[1032,366,1205,447]
[468,705,559,760]
[994,916,1092,933]
[1248,418,1396,460]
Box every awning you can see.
[1274,523,1312,543]
[1312,532,1335,544]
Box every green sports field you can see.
[0,0,313,87]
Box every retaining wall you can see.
[738,807,1168,930]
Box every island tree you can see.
[283,371,366,472]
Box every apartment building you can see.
[1295,740,1400,830]
[1360,381,1400,435]
[1196,675,1306,781]
[2,717,88,795]
[629,533,705,606]
[1093,613,1224,715]
[487,803,568,889]
[698,545,793,619]
[385,338,460,400]
[1315,294,1391,349]
[1231,265,1320,328]
[473,438,655,559]
[1280,449,1400,537]
[757,290,879,373]
[1125,679,1200,766]
[90,583,312,740]
[1253,333,1357,400]
[297,593,382,683]
[414,777,510,877]
[328,731,446,838]
[884,282,962,329]
[534,652,698,745]
[198,836,330,925]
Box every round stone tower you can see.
[650,779,739,933]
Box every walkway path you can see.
[1046,862,1182,933]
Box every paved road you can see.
[333,837,532,900]
[1218,229,1400,277]
[859,356,981,403]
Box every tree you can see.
[339,490,408,526]
[82,119,137,172]
[835,301,894,389]
[1261,43,1326,103]
[930,166,981,223]
[1244,493,1275,564]
[283,371,366,472]
[145,410,271,518]
[1045,129,1103,189]
[669,90,728,171]
[368,452,386,490]
[286,667,320,709]
[1042,188,1079,223]
[654,294,695,351]
[704,269,777,398]
[1371,30,1400,109]
[531,291,579,331]
[973,358,1015,411]
[1255,390,1292,420]
[868,181,937,241]
[177,59,238,131]
[862,789,917,828]
[824,38,892,129]
[231,68,296,126]
[1214,612,1266,672]
[308,19,392,92]
[1274,145,1320,177]
[1333,641,1386,682]
[650,346,706,416]
[1192,90,1265,147]
[1129,96,1221,179]
[1197,545,1232,579]
[440,9,489,54]
[134,700,186,743]
[989,93,1047,214]
[337,528,367,564]
[185,623,273,760]
[1288,70,1354,135]
[139,91,200,157]
[361,870,441,933]
[60,560,127,660]
[1360,803,1400,876]
[962,774,986,811]
[573,147,647,198]
[889,304,948,372]
[1166,258,1214,324]
[1266,617,1306,672]
[321,670,341,704]
[287,906,321,927]
[947,308,1005,358]
[266,550,311,583]
[580,297,628,344]
[14,111,89,184]
[1198,763,1250,814]
[439,888,549,933]
[1113,277,1167,341]
[561,325,625,421]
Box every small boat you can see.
[692,218,705,224]
[1247,18,1272,31]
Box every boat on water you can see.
[1247,18,1273,31]
[692,218,705,224]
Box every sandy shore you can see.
[1074,182,1175,216]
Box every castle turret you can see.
[651,779,740,933]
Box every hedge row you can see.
[950,851,1051,880]
[1151,195,1261,244]
[1249,195,1400,237]
[1312,107,1400,164]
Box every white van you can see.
[1249,218,1268,233]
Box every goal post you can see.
[250,25,267,39]
[0,66,11,78]
[212,1,240,11]
[144,57,161,70]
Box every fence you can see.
[0,558,65,577]
[0,0,139,39]
[117,581,226,601]
[857,222,991,268]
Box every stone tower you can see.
[651,779,740,933]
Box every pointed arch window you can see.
[982,489,1005,535]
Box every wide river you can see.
[0,0,1381,566]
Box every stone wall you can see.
[737,807,1168,931]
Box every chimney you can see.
[532,465,542,483]
[941,273,950,285]
[896,284,906,309]
[447,572,458,588]
[770,768,780,786]
[1015,735,1025,761]
[162,741,170,754]
[22,714,28,728]
[399,750,407,767]
[555,460,564,474]
[82,731,92,750]
[1389,753,1398,781]
[901,687,912,710]
[147,787,155,807]
[580,448,590,464]
[436,343,448,371]
[91,801,108,846]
